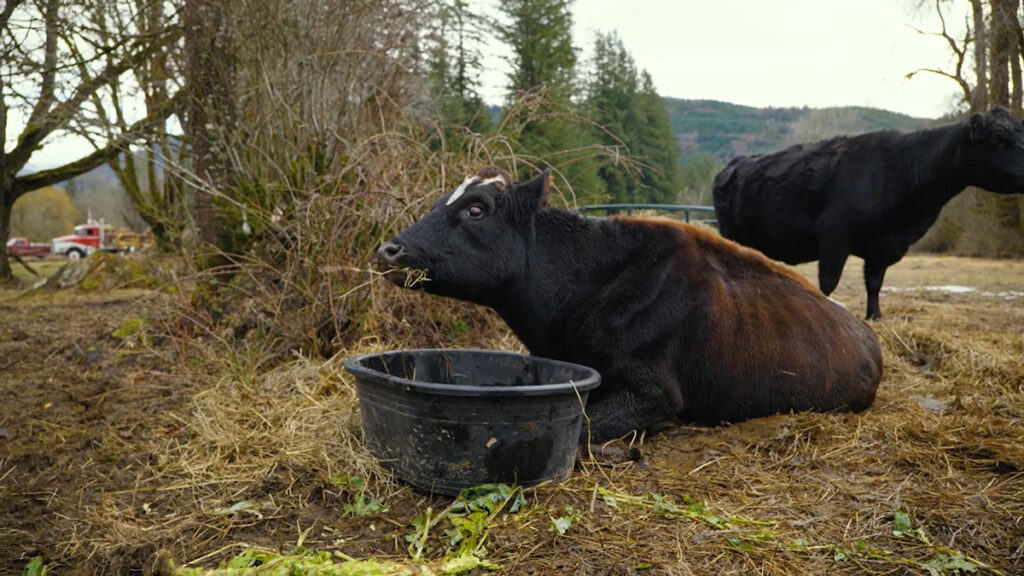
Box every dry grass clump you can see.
[172,357,384,490]
[181,110,576,366]
[64,298,519,571]
[56,352,392,572]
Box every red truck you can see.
[50,222,114,260]
[50,220,152,260]
[5,237,51,259]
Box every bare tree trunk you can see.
[184,0,236,247]
[143,0,168,223]
[991,0,1023,236]
[0,0,55,281]
[1009,0,1023,113]
[990,0,1016,107]
[0,66,9,280]
[0,186,12,281]
[1012,48,1022,112]
[971,0,988,111]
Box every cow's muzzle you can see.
[376,240,428,288]
[377,241,406,266]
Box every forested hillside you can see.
[663,98,933,163]
[664,98,934,205]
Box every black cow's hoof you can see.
[578,443,643,465]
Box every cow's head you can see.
[377,166,550,303]
[961,106,1024,194]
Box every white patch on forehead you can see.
[446,176,478,205]
[477,175,507,189]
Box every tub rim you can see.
[344,348,601,398]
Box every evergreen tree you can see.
[497,0,605,201]
[499,0,577,102]
[584,32,641,203]
[634,71,684,204]
[677,152,721,206]
[425,0,493,134]
[583,34,682,204]
[497,0,578,155]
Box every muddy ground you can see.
[1,254,1022,575]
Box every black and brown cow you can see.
[713,106,1024,319]
[378,167,883,442]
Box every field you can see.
[1,253,1022,575]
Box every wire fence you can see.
[575,203,717,226]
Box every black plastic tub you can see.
[344,349,601,496]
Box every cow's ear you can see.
[513,169,551,213]
[969,112,986,140]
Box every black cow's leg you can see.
[817,244,850,296]
[582,391,649,444]
[580,380,676,445]
[863,260,888,320]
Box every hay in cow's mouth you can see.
[381,265,430,289]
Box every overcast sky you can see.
[481,0,964,119]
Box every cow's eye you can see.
[466,203,485,219]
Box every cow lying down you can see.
[378,166,883,442]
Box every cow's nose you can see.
[378,241,405,265]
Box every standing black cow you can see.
[713,107,1024,319]
[377,166,882,443]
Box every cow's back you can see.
[620,219,882,424]
[692,250,881,422]
[712,138,852,263]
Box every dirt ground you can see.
[1,253,1023,575]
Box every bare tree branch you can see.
[19,0,60,148]
[7,25,180,174]
[906,67,974,97]
[13,90,183,194]
[906,0,973,105]
[0,0,26,31]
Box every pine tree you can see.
[584,32,641,203]
[497,0,578,157]
[424,0,493,134]
[499,0,577,102]
[634,71,684,204]
[677,152,721,206]
[496,0,606,202]
[583,34,682,204]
